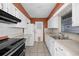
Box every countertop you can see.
[46,31,79,55]
[56,40,79,56]
[0,36,8,40]
[15,34,32,38]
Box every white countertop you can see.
[56,40,79,56]
[45,31,79,56]
[15,34,32,38]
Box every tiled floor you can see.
[25,42,50,56]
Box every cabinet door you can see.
[45,34,48,42]
[52,16,58,28]
[49,37,55,55]
[48,16,58,28]
[15,8,22,19]
[25,34,34,46]
[54,42,71,56]
[2,3,8,12]
[47,36,51,49]
[25,24,34,46]
[48,18,53,28]
[46,36,55,56]
[19,11,23,20]
[0,3,2,9]
[72,4,79,26]
[45,34,49,47]
[54,42,65,56]
[7,4,16,16]
[48,20,50,28]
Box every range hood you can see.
[0,9,21,24]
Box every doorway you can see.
[35,22,44,42]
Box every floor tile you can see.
[25,42,50,56]
[37,53,45,56]
[29,53,38,56]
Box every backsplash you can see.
[46,28,79,42]
[63,32,79,42]
[0,23,23,38]
[45,28,59,34]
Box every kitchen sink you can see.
[49,34,71,40]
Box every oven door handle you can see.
[3,40,24,56]
[7,43,24,56]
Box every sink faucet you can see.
[59,32,69,39]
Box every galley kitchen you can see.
[0,3,79,56]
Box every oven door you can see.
[0,39,25,56]
[7,43,25,56]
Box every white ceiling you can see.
[21,3,56,18]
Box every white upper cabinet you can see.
[0,3,2,9]
[48,15,59,28]
[16,10,29,28]
[72,4,79,26]
[48,18,52,28]
[53,16,59,28]
[7,4,16,16]
[0,3,30,28]
[2,3,8,12]
[15,8,21,19]
[48,19,51,28]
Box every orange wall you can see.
[30,18,48,28]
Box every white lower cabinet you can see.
[48,37,55,55]
[45,35,49,49]
[54,42,65,56]
[25,34,34,46]
[45,35,55,56]
[54,42,71,56]
[45,34,71,56]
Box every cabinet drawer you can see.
[55,47,66,56]
[55,50,66,56]
[55,42,68,56]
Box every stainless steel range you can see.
[0,38,25,56]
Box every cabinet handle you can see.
[59,47,63,51]
[55,48,57,51]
